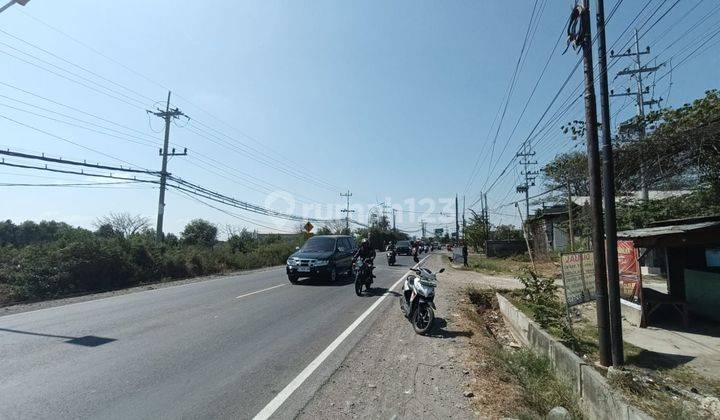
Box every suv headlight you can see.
[287,258,296,266]
[315,259,330,266]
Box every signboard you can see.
[434,228,444,236]
[617,240,641,303]
[303,221,314,233]
[560,251,596,307]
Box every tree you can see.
[181,219,218,247]
[315,226,332,235]
[227,228,256,253]
[321,219,350,235]
[542,151,589,197]
[490,224,523,241]
[634,89,720,199]
[463,212,487,252]
[95,223,120,238]
[94,213,150,238]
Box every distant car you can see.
[286,235,355,283]
[395,240,412,255]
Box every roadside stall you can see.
[617,216,720,328]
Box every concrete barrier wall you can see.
[495,293,653,420]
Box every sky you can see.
[0,0,718,237]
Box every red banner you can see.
[617,240,641,302]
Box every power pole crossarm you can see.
[611,28,662,202]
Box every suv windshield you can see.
[301,237,336,252]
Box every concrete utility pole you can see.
[392,208,397,231]
[596,0,624,366]
[482,192,490,240]
[462,195,466,240]
[571,0,612,367]
[610,29,662,202]
[421,220,427,240]
[149,91,187,241]
[340,191,354,233]
[516,141,538,220]
[455,194,460,245]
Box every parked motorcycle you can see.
[399,266,444,334]
[387,249,396,266]
[353,257,374,296]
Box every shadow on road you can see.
[426,318,473,339]
[293,275,354,287]
[625,349,695,370]
[367,286,401,297]
[0,327,116,347]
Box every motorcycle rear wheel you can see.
[413,305,434,335]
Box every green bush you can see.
[0,219,300,303]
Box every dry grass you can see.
[463,255,558,279]
[460,287,583,419]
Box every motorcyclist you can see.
[411,240,420,263]
[353,238,376,278]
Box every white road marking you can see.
[235,284,287,299]
[253,255,431,420]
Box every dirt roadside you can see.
[296,253,525,419]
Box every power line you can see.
[0,149,159,175]
[0,112,151,169]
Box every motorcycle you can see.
[353,257,374,296]
[399,266,444,334]
[387,249,396,266]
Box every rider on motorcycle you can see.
[353,238,376,278]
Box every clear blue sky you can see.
[1,0,718,236]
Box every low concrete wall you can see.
[496,293,653,419]
[620,299,642,326]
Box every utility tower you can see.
[516,141,538,220]
[149,91,187,241]
[340,190,354,233]
[610,29,662,202]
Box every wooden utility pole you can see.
[571,0,612,367]
[149,91,186,241]
[596,0,624,366]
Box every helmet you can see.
[361,238,368,244]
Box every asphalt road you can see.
[0,253,421,419]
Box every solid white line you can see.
[252,255,431,420]
[235,284,287,299]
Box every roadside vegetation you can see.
[461,288,582,419]
[463,254,558,279]
[0,215,301,304]
[503,270,720,419]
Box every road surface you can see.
[0,254,421,419]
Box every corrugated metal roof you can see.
[617,221,720,239]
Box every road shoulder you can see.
[297,253,519,419]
